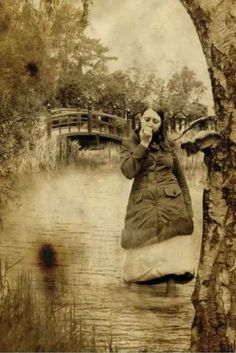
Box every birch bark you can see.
[179,1,236,351]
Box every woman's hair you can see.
[135,104,172,151]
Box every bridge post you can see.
[87,103,92,133]
[95,134,100,147]
[112,118,118,136]
[77,113,81,131]
[47,114,52,138]
[127,118,132,137]
[68,117,71,133]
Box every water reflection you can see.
[0,166,202,352]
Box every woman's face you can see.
[140,108,162,133]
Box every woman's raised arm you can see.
[120,139,147,179]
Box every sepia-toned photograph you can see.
[0,0,235,352]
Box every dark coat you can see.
[120,131,194,249]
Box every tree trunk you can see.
[179,1,236,351]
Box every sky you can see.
[75,0,215,113]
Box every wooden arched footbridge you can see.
[47,107,217,147]
[47,108,132,147]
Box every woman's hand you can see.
[140,126,153,148]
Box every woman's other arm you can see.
[120,139,147,179]
[172,152,193,217]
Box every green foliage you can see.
[0,0,55,208]
[73,65,207,121]
[0,0,113,209]
[163,66,207,119]
[41,0,115,107]
[95,68,165,117]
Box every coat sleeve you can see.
[172,151,194,217]
[120,139,147,179]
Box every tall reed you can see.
[18,137,121,173]
[0,261,116,352]
[18,136,61,173]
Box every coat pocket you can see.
[164,185,181,198]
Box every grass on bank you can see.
[18,137,121,172]
[18,134,206,184]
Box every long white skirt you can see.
[123,235,195,283]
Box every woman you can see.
[120,105,194,295]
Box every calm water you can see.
[0,166,203,352]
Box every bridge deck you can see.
[51,127,123,142]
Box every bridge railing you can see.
[48,109,132,141]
